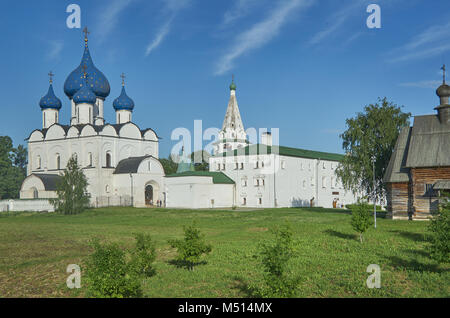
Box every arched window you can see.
[36,155,41,170]
[88,152,93,167]
[56,153,60,170]
[32,187,38,199]
[106,152,112,168]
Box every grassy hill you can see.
[0,207,448,297]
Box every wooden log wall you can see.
[386,182,410,220]
[411,166,450,219]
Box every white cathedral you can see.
[19,31,358,210]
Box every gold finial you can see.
[120,73,126,86]
[48,71,54,84]
[441,64,446,84]
[83,27,90,47]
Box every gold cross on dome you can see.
[120,73,126,86]
[48,71,54,84]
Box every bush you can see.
[129,233,157,277]
[256,224,299,297]
[84,239,142,298]
[350,201,373,243]
[168,225,212,270]
[427,192,450,264]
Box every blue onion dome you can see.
[73,74,97,105]
[63,31,110,99]
[39,83,62,110]
[113,86,135,111]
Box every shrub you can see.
[168,225,212,270]
[256,224,299,297]
[129,233,157,277]
[84,239,142,298]
[351,201,373,243]
[427,191,450,264]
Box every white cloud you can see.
[214,0,314,75]
[308,0,365,46]
[46,40,63,60]
[222,0,261,26]
[387,20,450,63]
[398,80,442,88]
[95,0,134,44]
[144,0,191,56]
[145,18,173,56]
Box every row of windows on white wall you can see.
[34,152,113,170]
[241,197,262,205]
[215,160,335,172]
[240,178,265,187]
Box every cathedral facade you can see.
[20,31,165,207]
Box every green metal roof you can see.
[165,171,235,184]
[214,144,345,161]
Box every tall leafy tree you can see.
[336,98,410,201]
[0,136,26,199]
[159,156,178,175]
[50,156,90,214]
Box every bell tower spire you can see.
[214,76,248,155]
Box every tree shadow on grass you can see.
[388,230,426,242]
[323,229,356,241]
[167,259,207,270]
[230,276,259,298]
[384,255,448,273]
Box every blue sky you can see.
[1,0,450,158]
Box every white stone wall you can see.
[0,199,54,212]
[165,176,235,209]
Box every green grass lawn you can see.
[0,207,448,298]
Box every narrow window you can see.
[56,154,60,170]
[240,163,244,170]
[259,198,262,205]
[106,152,112,168]
[243,198,247,205]
[88,152,93,166]
[36,155,41,170]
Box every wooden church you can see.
[384,66,450,220]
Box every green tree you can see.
[159,155,178,175]
[336,98,410,201]
[0,136,26,199]
[190,150,210,171]
[12,144,27,175]
[49,156,90,214]
[129,233,157,277]
[256,224,299,297]
[427,191,450,264]
[168,224,212,270]
[351,201,373,243]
